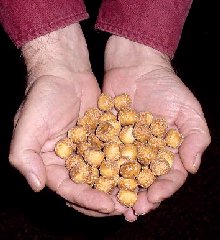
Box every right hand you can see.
[102,35,211,221]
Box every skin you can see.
[103,36,211,221]
[9,25,211,222]
[9,23,116,215]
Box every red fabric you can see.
[96,0,192,58]
[0,0,88,47]
[0,0,192,57]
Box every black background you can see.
[0,0,219,239]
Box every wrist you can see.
[105,35,172,72]
[22,23,91,82]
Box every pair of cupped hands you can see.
[9,23,211,222]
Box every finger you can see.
[133,191,159,216]
[68,188,130,217]
[109,188,138,222]
[9,130,46,192]
[46,164,115,214]
[124,208,137,222]
[9,148,46,192]
[9,97,49,192]
[67,200,126,218]
[66,203,111,217]
[110,192,129,215]
[179,128,211,173]
[147,156,188,203]
[78,74,101,116]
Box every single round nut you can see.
[157,148,174,167]
[65,154,84,171]
[150,159,170,176]
[120,144,138,161]
[150,118,168,137]
[120,161,141,178]
[99,111,117,122]
[68,126,88,143]
[87,133,104,150]
[108,119,121,136]
[117,189,137,207]
[96,121,115,142]
[99,161,119,179]
[118,109,138,126]
[94,176,116,194]
[55,138,76,159]
[76,141,92,156]
[137,168,156,188]
[98,93,114,111]
[118,177,138,191]
[119,126,135,144]
[133,140,146,148]
[148,135,166,149]
[77,108,102,133]
[104,142,120,161]
[77,115,97,133]
[165,129,183,148]
[69,162,90,184]
[84,149,104,167]
[109,136,123,145]
[133,123,151,142]
[137,112,154,126]
[84,108,102,121]
[86,166,100,186]
[117,157,132,167]
[137,145,158,165]
[114,93,132,111]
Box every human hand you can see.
[9,24,117,216]
[103,36,211,221]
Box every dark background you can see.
[0,0,219,239]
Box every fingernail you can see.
[125,217,137,222]
[135,201,162,216]
[27,172,41,192]
[134,210,148,216]
[193,153,201,172]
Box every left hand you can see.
[102,36,211,221]
[9,24,118,217]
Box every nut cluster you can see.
[54,93,183,207]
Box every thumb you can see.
[9,118,46,192]
[179,115,211,173]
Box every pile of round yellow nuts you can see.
[54,93,183,208]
